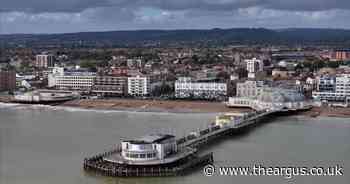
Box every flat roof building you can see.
[175,77,227,100]
[127,75,150,96]
[121,134,177,161]
[0,70,16,92]
[35,54,55,68]
[92,76,127,97]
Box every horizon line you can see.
[1,27,350,36]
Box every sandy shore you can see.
[0,95,13,103]
[62,99,252,113]
[301,106,350,118]
[1,95,350,117]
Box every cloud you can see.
[2,0,350,13]
[1,0,350,33]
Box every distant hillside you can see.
[1,28,350,47]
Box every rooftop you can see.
[124,134,175,144]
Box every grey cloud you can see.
[2,0,350,34]
[2,0,350,13]
[0,0,112,13]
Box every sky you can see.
[1,0,350,34]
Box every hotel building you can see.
[127,75,150,96]
[48,67,96,92]
[92,76,128,97]
[35,54,55,68]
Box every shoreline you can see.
[61,99,252,114]
[1,95,350,118]
[299,106,350,118]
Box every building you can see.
[234,53,242,66]
[0,70,16,92]
[111,67,128,76]
[121,134,177,161]
[272,68,295,79]
[334,49,350,61]
[127,75,150,96]
[312,74,350,102]
[245,58,263,78]
[236,80,266,98]
[175,77,227,100]
[127,58,143,68]
[48,67,96,92]
[92,76,128,97]
[316,75,336,91]
[228,87,307,111]
[35,54,55,68]
[193,69,220,81]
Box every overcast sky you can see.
[1,0,350,34]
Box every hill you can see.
[1,28,350,47]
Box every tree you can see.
[327,61,343,68]
[151,82,173,97]
[192,55,199,63]
[80,60,97,71]
[217,71,230,80]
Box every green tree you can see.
[80,60,97,71]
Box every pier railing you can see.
[84,152,213,177]
[84,106,309,177]
[176,109,277,149]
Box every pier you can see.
[84,151,213,177]
[176,109,277,149]
[83,104,311,177]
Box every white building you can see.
[228,87,307,111]
[245,58,263,78]
[236,80,266,98]
[48,67,96,91]
[127,75,150,96]
[127,58,143,68]
[312,74,350,102]
[35,54,55,68]
[335,74,350,95]
[121,134,177,161]
[306,77,317,89]
[316,75,336,91]
[175,77,227,100]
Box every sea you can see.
[0,103,349,184]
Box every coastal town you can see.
[0,46,350,117]
[2,0,350,182]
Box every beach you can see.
[1,94,350,117]
[62,99,350,117]
[301,106,350,118]
[62,99,251,113]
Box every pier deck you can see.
[83,106,311,177]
